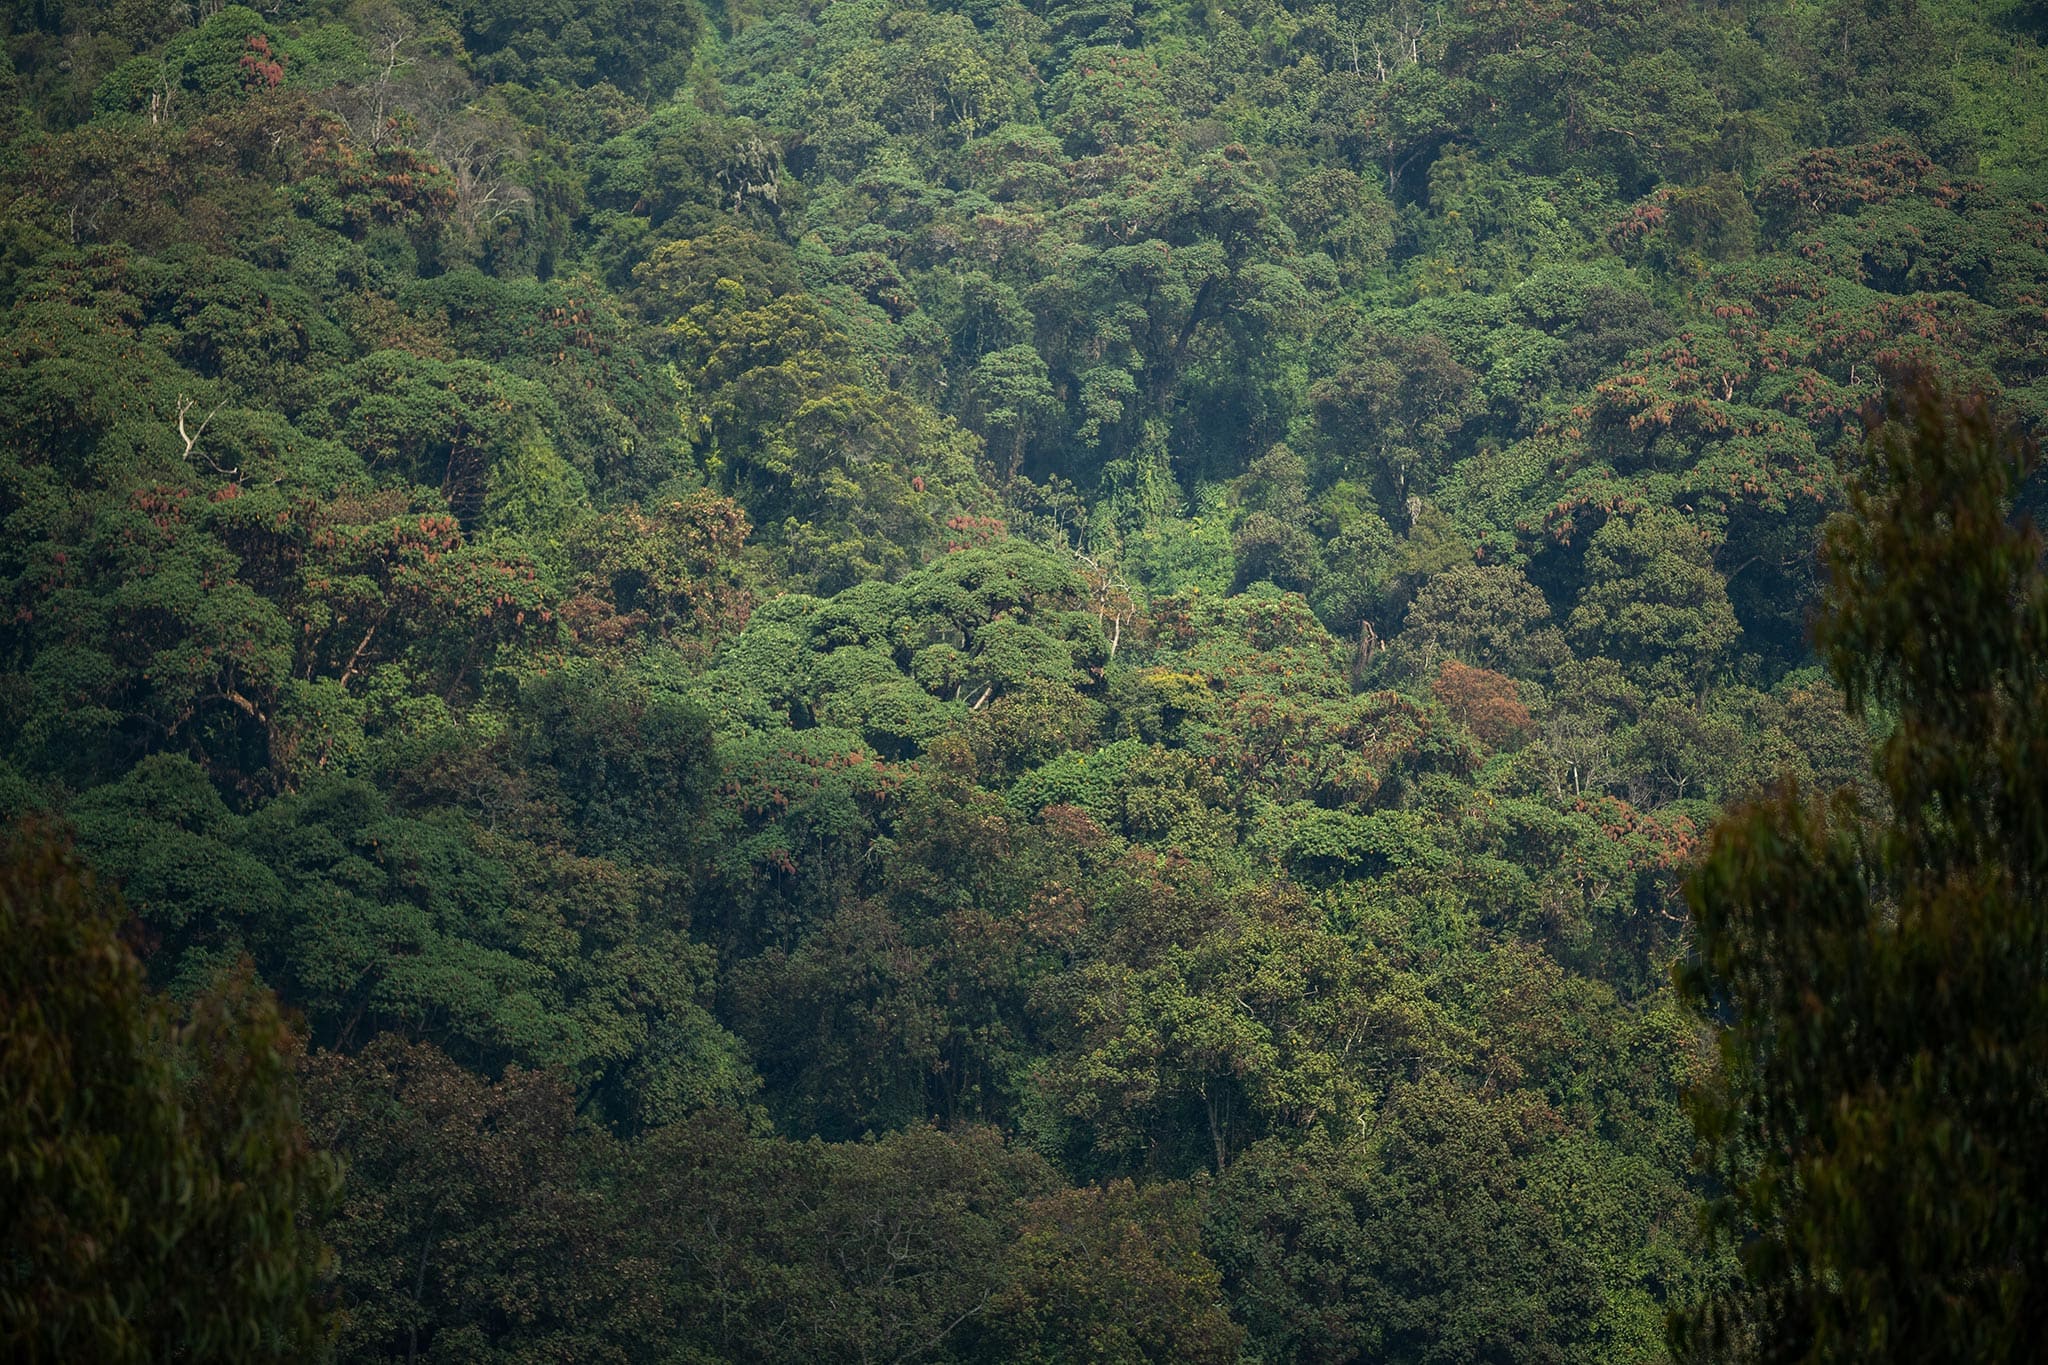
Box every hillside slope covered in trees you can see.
[3,0,2046,1359]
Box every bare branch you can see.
[175,395,238,478]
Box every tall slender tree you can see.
[1677,379,2048,1362]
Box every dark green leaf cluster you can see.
[1677,380,2048,1364]
[0,823,335,1363]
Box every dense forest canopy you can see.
[1,0,2045,1359]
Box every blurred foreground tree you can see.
[1676,378,2048,1362]
[0,822,334,1362]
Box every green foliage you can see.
[1399,562,1570,681]
[1206,1091,1608,1365]
[461,0,702,96]
[0,822,333,1362]
[1030,892,1435,1177]
[1677,381,2048,1363]
[6,0,2044,1357]
[980,1180,1243,1363]
[1569,509,1743,693]
[303,1035,633,1362]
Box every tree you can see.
[1204,1083,1607,1365]
[973,1180,1242,1364]
[1030,898,1430,1178]
[10,0,2048,1357]
[0,822,333,1363]
[969,345,1060,482]
[631,1117,1059,1364]
[1569,509,1741,696]
[1309,329,1480,517]
[1400,562,1570,681]
[1433,659,1534,750]
[1233,445,1319,594]
[729,899,944,1139]
[1676,380,2048,1362]
[302,1034,633,1363]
